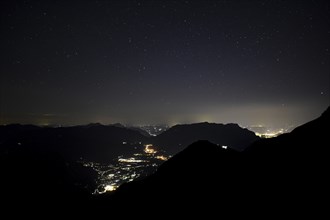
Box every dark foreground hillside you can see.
[108,107,329,215]
[1,107,328,217]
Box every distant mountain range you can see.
[152,122,259,154]
[0,121,259,162]
[0,124,148,162]
[0,118,259,213]
[1,107,328,216]
[107,106,329,215]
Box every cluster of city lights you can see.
[81,143,169,194]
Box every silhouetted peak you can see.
[154,122,258,153]
[290,105,329,134]
[171,122,243,129]
[172,122,218,127]
[0,124,40,129]
[111,109,329,213]
[321,106,330,119]
[192,122,214,126]
[245,106,329,156]
[128,126,151,137]
[225,123,240,127]
[1,123,22,128]
[175,140,237,158]
[156,140,238,175]
[179,140,218,153]
[83,123,104,128]
[111,123,126,128]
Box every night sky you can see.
[1,0,329,128]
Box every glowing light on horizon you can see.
[255,131,284,138]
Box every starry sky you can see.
[1,0,329,128]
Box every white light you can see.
[104,185,117,192]
[144,144,157,154]
[222,145,227,149]
[118,158,146,163]
[155,155,168,161]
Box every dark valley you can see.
[1,107,328,216]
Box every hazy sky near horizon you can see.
[1,0,329,128]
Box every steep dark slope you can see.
[1,108,328,216]
[111,141,242,203]
[246,106,329,155]
[153,122,259,154]
[243,107,329,205]
[110,107,329,214]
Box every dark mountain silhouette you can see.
[1,122,259,162]
[1,107,328,216]
[109,122,125,128]
[0,124,40,143]
[1,124,148,162]
[152,122,259,154]
[128,126,151,137]
[0,124,148,215]
[0,146,96,215]
[0,124,149,211]
[109,107,329,215]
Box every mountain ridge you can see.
[153,121,259,154]
[108,106,329,215]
